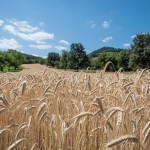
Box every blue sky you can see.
[0,0,150,57]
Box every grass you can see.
[3,66,23,72]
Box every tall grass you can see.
[0,66,150,149]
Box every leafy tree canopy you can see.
[130,33,150,69]
[69,43,89,70]
[47,52,60,67]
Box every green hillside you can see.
[88,47,126,58]
[22,53,45,64]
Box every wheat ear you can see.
[7,138,26,150]
[107,135,138,148]
[94,97,104,113]
[143,127,150,143]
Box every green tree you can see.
[130,33,150,69]
[61,50,69,70]
[92,52,107,69]
[94,52,118,71]
[4,50,25,70]
[4,51,15,70]
[69,43,89,71]
[47,52,60,67]
[40,59,46,65]
[117,50,131,71]
[0,52,5,72]
[105,52,118,71]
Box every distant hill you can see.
[88,47,126,58]
[22,53,45,64]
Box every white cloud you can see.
[39,22,45,27]
[88,21,94,24]
[30,44,68,51]
[102,36,113,43]
[88,21,97,29]
[43,56,47,58]
[59,40,69,45]
[36,41,47,44]
[102,21,111,28]
[3,19,54,43]
[0,38,22,49]
[54,46,67,50]
[32,54,39,57]
[131,35,136,39]
[29,44,52,50]
[17,31,54,43]
[4,25,17,34]
[123,43,131,47]
[0,20,4,26]
[9,20,38,33]
[4,24,54,43]
[90,23,96,29]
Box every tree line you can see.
[0,33,149,72]
[47,43,90,71]
[0,50,46,72]
[0,50,25,72]
[47,33,150,71]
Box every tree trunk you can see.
[0,66,3,72]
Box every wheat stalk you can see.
[142,121,150,134]
[0,128,11,135]
[106,135,138,148]
[31,143,37,150]
[71,112,93,121]
[0,107,6,113]
[20,81,27,95]
[36,102,47,117]
[15,124,26,139]
[53,80,62,94]
[143,127,150,143]
[94,97,104,113]
[7,138,26,150]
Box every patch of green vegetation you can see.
[3,66,23,72]
[22,53,46,64]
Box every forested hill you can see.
[88,47,127,58]
[22,53,45,64]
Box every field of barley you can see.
[0,64,150,150]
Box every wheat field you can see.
[0,65,150,149]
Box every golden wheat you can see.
[0,67,149,149]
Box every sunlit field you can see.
[0,64,150,150]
